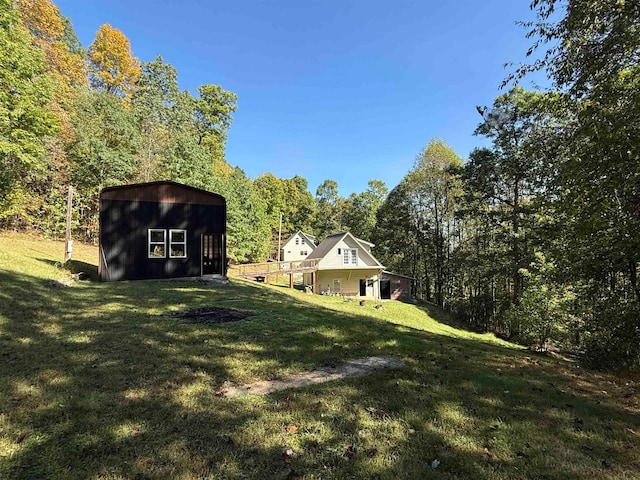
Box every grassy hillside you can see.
[1,232,638,479]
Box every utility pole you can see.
[64,185,73,262]
[277,212,283,262]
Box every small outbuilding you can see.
[99,181,226,281]
[380,271,414,301]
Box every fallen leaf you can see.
[287,425,298,434]
[408,428,416,434]
[626,428,637,436]
[431,459,440,469]
[130,428,141,436]
[483,447,494,460]
[343,444,357,459]
[16,433,26,444]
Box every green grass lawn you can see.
[1,232,639,479]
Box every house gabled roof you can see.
[307,231,384,268]
[282,230,316,249]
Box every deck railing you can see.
[230,258,319,278]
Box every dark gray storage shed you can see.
[99,181,226,281]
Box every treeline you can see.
[372,0,640,369]
[0,0,252,261]
[0,0,391,263]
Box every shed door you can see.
[380,280,391,299]
[202,234,223,275]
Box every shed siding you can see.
[100,199,225,281]
[381,273,413,301]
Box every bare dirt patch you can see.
[172,306,251,324]
[217,356,405,397]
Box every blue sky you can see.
[55,0,546,196]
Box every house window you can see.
[148,229,166,258]
[169,229,187,258]
[343,248,357,265]
[301,250,307,256]
[295,238,300,245]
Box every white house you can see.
[303,231,385,298]
[280,231,316,261]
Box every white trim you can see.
[148,229,166,258]
[169,229,187,258]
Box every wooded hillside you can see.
[1,0,638,368]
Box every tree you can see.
[314,179,343,240]
[513,0,640,367]
[372,179,421,297]
[283,175,316,234]
[254,173,287,258]
[471,88,553,304]
[17,0,87,86]
[407,139,463,306]
[131,56,179,181]
[88,23,140,98]
[215,168,270,263]
[67,90,139,240]
[342,180,388,241]
[0,0,58,221]
[194,84,238,160]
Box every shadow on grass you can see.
[415,300,487,333]
[35,257,99,282]
[0,269,638,479]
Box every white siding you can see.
[317,237,378,269]
[282,233,312,261]
[315,269,381,298]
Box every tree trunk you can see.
[629,257,640,303]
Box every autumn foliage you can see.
[88,23,140,98]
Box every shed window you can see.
[169,229,187,258]
[148,229,166,258]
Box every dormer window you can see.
[343,248,357,265]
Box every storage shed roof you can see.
[100,181,225,206]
